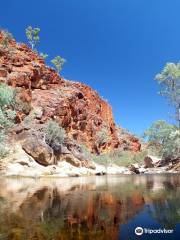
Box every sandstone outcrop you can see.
[0,31,141,169]
[22,137,55,166]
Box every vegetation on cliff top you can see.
[25,26,66,73]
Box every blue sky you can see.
[1,0,180,135]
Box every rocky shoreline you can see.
[0,144,179,178]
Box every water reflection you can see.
[0,175,179,240]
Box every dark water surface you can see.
[0,174,179,240]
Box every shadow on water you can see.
[0,174,179,239]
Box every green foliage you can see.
[40,52,48,60]
[144,120,176,144]
[0,83,14,108]
[93,150,147,167]
[51,56,66,73]
[0,83,15,130]
[0,30,13,48]
[0,108,16,130]
[80,144,92,160]
[162,130,180,159]
[0,83,15,158]
[12,89,31,114]
[80,142,146,167]
[44,120,66,151]
[95,128,110,146]
[155,62,180,127]
[25,26,40,50]
[144,120,180,159]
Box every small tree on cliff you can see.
[51,56,66,74]
[25,26,40,50]
[155,62,180,129]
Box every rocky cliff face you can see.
[0,31,140,168]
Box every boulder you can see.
[129,164,140,174]
[22,137,55,166]
[61,154,81,167]
[81,160,96,169]
[144,156,154,168]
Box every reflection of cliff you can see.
[147,197,180,228]
[0,175,179,239]
[2,186,144,239]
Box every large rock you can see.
[144,156,154,168]
[60,153,96,169]
[61,154,81,168]
[129,164,140,174]
[22,137,55,166]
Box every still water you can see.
[0,174,179,240]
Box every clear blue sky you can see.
[1,0,179,135]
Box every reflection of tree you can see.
[147,190,180,228]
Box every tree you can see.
[51,56,66,74]
[25,26,40,50]
[155,62,180,129]
[144,120,180,159]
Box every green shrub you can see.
[0,108,16,130]
[0,84,16,130]
[44,120,66,151]
[12,90,31,114]
[80,144,93,160]
[0,83,16,158]
[95,128,110,146]
[93,150,147,167]
[0,83,14,108]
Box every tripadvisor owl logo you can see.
[135,227,144,236]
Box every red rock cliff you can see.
[0,31,140,153]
